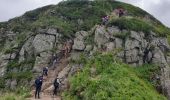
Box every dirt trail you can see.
[28,58,68,100]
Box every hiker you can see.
[102,16,109,25]
[52,58,58,70]
[63,43,68,58]
[53,77,61,96]
[43,67,48,76]
[35,76,43,99]
[118,8,124,17]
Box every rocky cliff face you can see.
[1,24,170,98]
[0,0,170,99]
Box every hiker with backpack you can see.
[35,76,43,99]
[53,77,62,96]
[43,67,48,76]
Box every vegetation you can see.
[108,17,153,34]
[0,86,31,100]
[63,54,166,100]
[2,0,164,38]
[0,0,170,99]
[134,64,161,88]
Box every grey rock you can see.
[73,39,85,50]
[46,28,57,35]
[115,38,123,48]
[94,26,110,48]
[125,49,139,63]
[70,51,81,61]
[33,34,55,54]
[33,51,53,73]
[85,45,93,52]
[130,31,142,41]
[152,47,167,65]
[105,42,115,52]
[73,31,88,50]
[125,38,140,50]
[10,79,17,90]
[69,64,83,76]
[19,37,34,62]
[166,56,170,66]
[107,26,120,35]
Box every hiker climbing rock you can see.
[102,16,109,25]
[53,77,61,96]
[43,67,48,76]
[52,58,58,70]
[35,76,43,99]
[118,8,126,17]
[60,40,73,59]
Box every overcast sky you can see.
[0,0,170,27]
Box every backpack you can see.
[35,79,40,86]
[54,79,59,87]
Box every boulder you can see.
[107,26,120,35]
[125,49,139,63]
[94,26,110,48]
[115,38,123,48]
[33,51,53,73]
[105,42,115,51]
[19,37,34,62]
[73,31,88,50]
[125,38,140,50]
[10,79,17,90]
[85,45,93,52]
[33,34,55,54]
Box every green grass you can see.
[0,87,31,100]
[5,71,33,81]
[134,64,161,88]
[108,17,153,34]
[63,54,166,100]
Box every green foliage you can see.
[0,78,5,89]
[112,31,130,39]
[63,54,166,100]
[0,93,26,100]
[84,35,94,45]
[108,17,153,34]
[134,64,161,87]
[15,86,31,98]
[70,53,87,64]
[4,48,14,54]
[7,60,20,70]
[153,24,170,37]
[5,71,33,81]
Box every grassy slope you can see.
[63,54,166,100]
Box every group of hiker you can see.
[34,8,126,99]
[34,41,73,99]
[34,67,62,99]
[102,8,126,25]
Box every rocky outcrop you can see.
[1,23,170,99]
[72,31,88,51]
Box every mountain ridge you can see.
[0,0,170,99]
